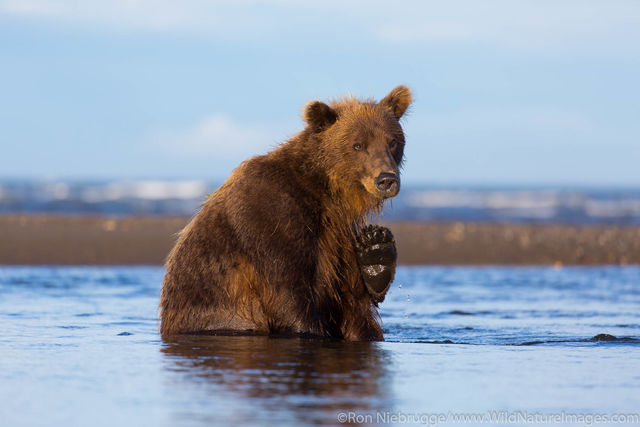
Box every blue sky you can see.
[1,1,639,185]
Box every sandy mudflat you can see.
[0,215,638,265]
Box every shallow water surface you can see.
[1,266,639,426]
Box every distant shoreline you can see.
[1,215,638,266]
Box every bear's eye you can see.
[353,143,363,151]
[389,139,397,149]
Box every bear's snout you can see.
[374,172,400,198]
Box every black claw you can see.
[357,225,395,247]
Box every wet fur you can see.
[160,86,412,341]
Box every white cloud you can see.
[2,0,639,53]
[0,0,266,33]
[376,0,640,53]
[149,113,281,159]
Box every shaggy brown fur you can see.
[160,86,412,341]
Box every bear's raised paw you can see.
[355,225,397,304]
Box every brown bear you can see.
[160,85,412,341]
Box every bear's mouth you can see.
[378,187,400,199]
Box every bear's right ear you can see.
[303,101,338,132]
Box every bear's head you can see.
[303,86,412,213]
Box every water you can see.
[1,266,639,426]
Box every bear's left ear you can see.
[380,85,413,120]
[303,101,338,132]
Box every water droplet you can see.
[398,283,403,289]
[406,294,411,302]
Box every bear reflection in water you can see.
[161,335,392,420]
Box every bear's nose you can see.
[375,172,400,197]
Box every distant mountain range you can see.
[2,179,640,224]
